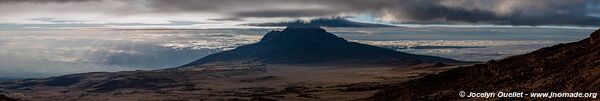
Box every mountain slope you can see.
[182,26,462,67]
[0,26,468,101]
[247,18,393,28]
[370,29,600,100]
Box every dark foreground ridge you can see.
[370,29,600,100]
[182,26,462,67]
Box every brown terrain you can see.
[370,29,600,100]
[0,64,464,101]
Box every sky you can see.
[0,0,599,29]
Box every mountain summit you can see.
[182,26,462,67]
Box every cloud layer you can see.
[0,0,599,26]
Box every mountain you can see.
[246,18,394,28]
[0,26,466,100]
[370,29,600,100]
[182,26,462,67]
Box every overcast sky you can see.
[0,0,599,29]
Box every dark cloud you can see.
[0,0,98,3]
[233,9,340,18]
[363,0,599,26]
[142,0,600,26]
[1,0,599,26]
